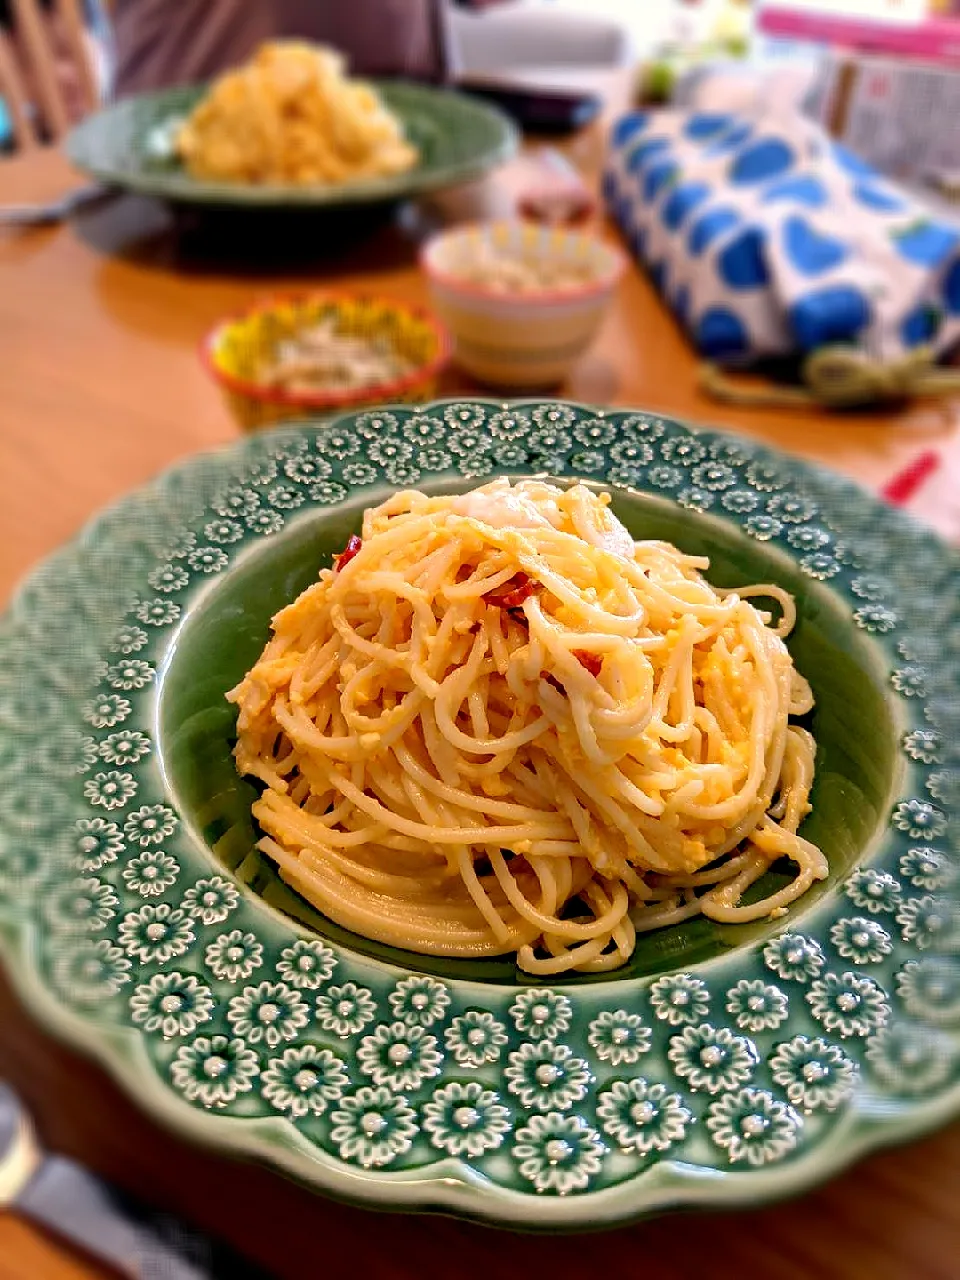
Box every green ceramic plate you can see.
[1,400,959,1228]
[65,82,518,208]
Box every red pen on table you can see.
[881,450,941,506]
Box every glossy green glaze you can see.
[1,400,958,1227]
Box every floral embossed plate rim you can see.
[0,399,959,1229]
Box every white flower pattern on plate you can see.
[83,771,137,811]
[763,933,826,983]
[266,484,305,510]
[706,1088,801,1167]
[509,990,572,1041]
[83,695,131,729]
[844,870,902,915]
[865,1022,956,1094]
[852,604,897,633]
[902,729,942,765]
[129,972,214,1037]
[13,400,960,1213]
[104,660,154,691]
[123,805,178,846]
[204,929,263,982]
[204,519,243,545]
[353,411,398,438]
[649,974,711,1025]
[422,1081,510,1158]
[135,598,180,627]
[896,896,960,951]
[122,849,179,897]
[330,1087,417,1168]
[896,959,960,1025]
[444,1011,509,1068]
[181,876,240,925]
[342,462,378,486]
[721,488,759,513]
[170,1035,258,1108]
[245,509,283,536]
[73,817,124,871]
[667,1024,758,1094]
[891,666,927,698]
[262,1045,349,1118]
[504,1042,591,1113]
[118,903,194,964]
[586,1009,652,1066]
[403,413,447,442]
[806,972,890,1037]
[226,981,310,1048]
[531,403,577,430]
[275,938,336,990]
[356,1022,442,1091]
[892,799,946,840]
[388,975,450,1028]
[109,626,148,654]
[769,1035,857,1112]
[98,731,151,766]
[899,848,956,892]
[745,514,782,541]
[725,980,789,1033]
[44,878,118,934]
[829,917,893,965]
[621,412,666,439]
[187,547,228,575]
[513,1113,604,1195]
[147,563,189,593]
[52,939,131,1003]
[596,1079,692,1155]
[572,416,615,447]
[315,982,377,1037]
[316,427,360,459]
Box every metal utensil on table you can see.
[0,182,112,228]
[0,1082,208,1279]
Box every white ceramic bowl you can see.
[421,220,626,389]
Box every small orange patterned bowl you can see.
[202,293,452,429]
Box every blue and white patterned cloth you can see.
[604,108,960,366]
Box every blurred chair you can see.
[0,0,104,150]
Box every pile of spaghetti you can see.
[229,479,826,975]
[176,42,418,185]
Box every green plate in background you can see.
[1,400,959,1227]
[65,81,518,208]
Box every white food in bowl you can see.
[421,220,624,389]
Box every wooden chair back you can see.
[0,0,99,150]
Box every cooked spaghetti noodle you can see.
[228,479,826,975]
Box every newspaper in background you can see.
[805,53,960,189]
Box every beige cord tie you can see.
[701,344,960,409]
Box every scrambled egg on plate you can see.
[176,41,418,186]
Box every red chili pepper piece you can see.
[574,649,602,677]
[488,573,539,609]
[333,534,362,573]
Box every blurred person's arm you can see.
[111,0,455,97]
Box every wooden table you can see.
[3,104,960,1279]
